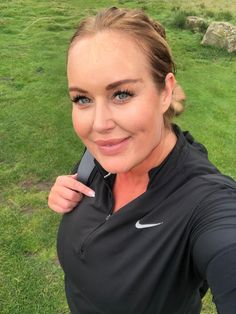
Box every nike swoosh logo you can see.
[135,220,164,229]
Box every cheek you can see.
[72,107,90,140]
[133,92,163,132]
[134,106,163,136]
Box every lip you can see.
[95,137,130,155]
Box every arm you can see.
[191,188,236,313]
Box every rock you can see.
[186,16,208,32]
[201,22,236,53]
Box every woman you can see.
[48,7,236,314]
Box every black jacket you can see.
[57,125,236,314]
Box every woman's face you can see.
[67,31,174,174]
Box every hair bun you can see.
[171,83,185,115]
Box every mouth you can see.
[95,137,130,155]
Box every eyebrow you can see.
[68,87,88,93]
[105,79,143,90]
[68,78,143,93]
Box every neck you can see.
[112,127,177,212]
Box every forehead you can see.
[67,31,150,84]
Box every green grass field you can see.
[0,0,235,313]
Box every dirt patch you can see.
[20,179,52,192]
[20,206,35,214]
[35,181,52,192]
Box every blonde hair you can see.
[69,7,185,127]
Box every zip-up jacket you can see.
[57,125,236,314]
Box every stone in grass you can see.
[186,16,207,32]
[201,22,236,53]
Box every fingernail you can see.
[88,190,95,197]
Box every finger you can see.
[69,173,78,179]
[50,204,73,214]
[49,196,79,213]
[55,175,95,197]
[54,186,83,203]
[66,189,83,203]
[60,176,95,198]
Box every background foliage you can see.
[0,0,235,313]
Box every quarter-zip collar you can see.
[93,124,201,191]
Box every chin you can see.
[99,160,132,174]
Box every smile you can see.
[95,137,130,155]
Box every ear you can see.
[160,73,176,114]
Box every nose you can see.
[93,101,115,133]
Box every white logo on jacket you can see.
[135,220,164,229]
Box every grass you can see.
[0,0,235,313]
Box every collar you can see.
[93,124,204,187]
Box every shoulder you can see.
[190,173,236,231]
[174,125,235,192]
[197,172,236,192]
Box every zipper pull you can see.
[106,214,111,221]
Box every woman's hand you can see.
[48,174,95,214]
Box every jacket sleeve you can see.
[191,187,236,313]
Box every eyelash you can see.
[112,89,134,102]
[71,95,91,104]
[71,89,135,105]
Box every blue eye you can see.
[113,90,134,101]
[71,95,91,105]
